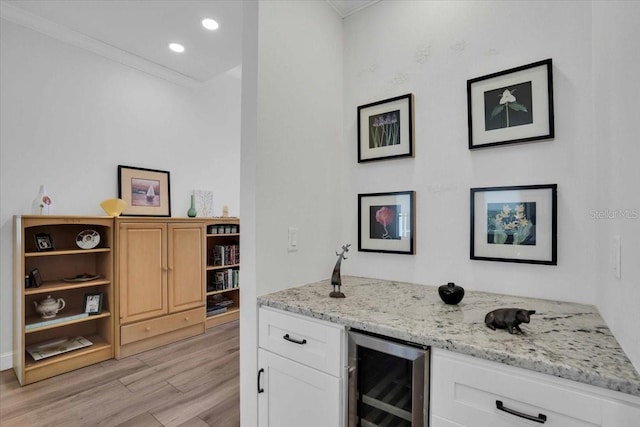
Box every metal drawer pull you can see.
[283,334,307,345]
[496,400,547,424]
[257,368,264,393]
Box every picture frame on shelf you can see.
[29,268,43,288]
[34,233,54,251]
[467,59,554,150]
[470,184,557,265]
[358,191,415,255]
[83,293,104,315]
[118,165,171,217]
[358,93,414,162]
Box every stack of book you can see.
[206,294,235,317]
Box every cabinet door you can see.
[167,223,205,313]
[118,223,167,323]
[258,349,342,427]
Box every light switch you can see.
[288,227,299,252]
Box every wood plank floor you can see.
[0,321,239,427]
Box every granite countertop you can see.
[257,276,640,397]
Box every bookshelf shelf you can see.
[204,218,240,329]
[14,215,115,385]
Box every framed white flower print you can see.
[468,59,554,149]
[470,184,557,265]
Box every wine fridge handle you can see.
[496,400,547,424]
[257,368,264,393]
[283,334,307,345]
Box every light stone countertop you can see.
[257,276,640,397]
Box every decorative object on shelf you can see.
[358,93,414,162]
[63,273,101,282]
[29,268,43,288]
[438,282,465,305]
[468,58,554,149]
[194,190,214,217]
[222,205,229,217]
[33,295,66,319]
[34,233,54,251]
[26,336,92,361]
[187,193,197,217]
[358,191,415,254]
[330,243,350,298]
[25,313,89,331]
[75,229,101,249]
[83,293,103,315]
[100,198,127,217]
[118,165,171,216]
[470,184,557,265]
[485,308,536,334]
[32,184,52,215]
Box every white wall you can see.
[0,19,241,369]
[341,1,597,304]
[592,1,640,371]
[239,1,343,425]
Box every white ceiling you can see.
[1,0,379,87]
[2,0,243,86]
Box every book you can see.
[25,312,90,330]
[26,336,93,361]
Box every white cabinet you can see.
[431,348,640,427]
[258,307,345,427]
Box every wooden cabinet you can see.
[258,307,345,427]
[204,218,240,328]
[13,216,115,385]
[430,348,640,427]
[115,219,205,358]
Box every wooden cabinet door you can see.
[118,223,167,323]
[167,223,205,313]
[258,349,342,427]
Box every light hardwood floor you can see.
[0,320,239,427]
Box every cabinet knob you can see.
[184,317,190,321]
[145,327,151,332]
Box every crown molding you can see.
[0,2,202,88]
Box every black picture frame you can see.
[467,59,554,150]
[118,165,171,217]
[358,191,415,254]
[29,268,43,288]
[470,184,557,265]
[83,293,104,315]
[358,94,414,162]
[34,233,54,251]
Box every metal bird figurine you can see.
[330,243,350,298]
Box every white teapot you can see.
[34,295,65,319]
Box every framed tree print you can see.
[358,94,414,162]
[468,59,554,149]
[470,184,557,265]
[358,191,415,254]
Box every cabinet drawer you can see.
[259,307,344,377]
[431,349,604,427]
[121,307,204,345]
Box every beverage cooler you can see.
[348,330,430,426]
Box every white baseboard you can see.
[0,351,13,371]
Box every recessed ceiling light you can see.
[169,43,185,53]
[202,18,219,31]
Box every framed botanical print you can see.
[470,184,557,265]
[468,59,554,149]
[358,94,414,162]
[358,191,415,254]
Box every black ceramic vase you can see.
[438,282,464,305]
